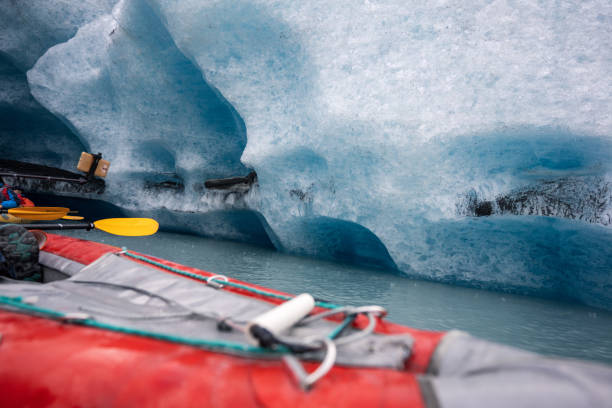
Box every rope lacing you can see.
[121,250,341,309]
[0,295,278,355]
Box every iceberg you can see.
[4,0,612,308]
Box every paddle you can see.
[18,218,159,237]
[2,206,70,220]
[61,215,85,220]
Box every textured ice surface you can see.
[0,55,84,168]
[458,176,611,225]
[28,0,250,210]
[0,0,116,70]
[0,0,114,168]
[399,216,612,310]
[13,0,612,308]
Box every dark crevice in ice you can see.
[459,177,611,226]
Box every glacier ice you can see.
[0,55,84,168]
[4,0,612,308]
[0,0,115,169]
[27,0,250,211]
[0,0,116,71]
[458,176,611,225]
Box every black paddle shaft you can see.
[18,223,95,231]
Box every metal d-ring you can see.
[206,274,229,289]
[283,337,337,390]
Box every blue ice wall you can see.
[399,216,612,310]
[0,0,116,70]
[27,0,250,211]
[4,0,612,308]
[0,55,85,168]
[0,0,115,167]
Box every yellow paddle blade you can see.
[62,215,85,220]
[7,207,70,220]
[93,218,159,236]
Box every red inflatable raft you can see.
[0,233,610,408]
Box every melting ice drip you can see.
[2,0,612,309]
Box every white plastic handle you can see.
[246,293,315,346]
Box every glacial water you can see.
[61,230,612,366]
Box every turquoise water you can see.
[61,230,612,365]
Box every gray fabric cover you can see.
[421,330,612,408]
[0,252,413,368]
[39,251,85,276]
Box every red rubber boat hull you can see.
[0,233,444,407]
